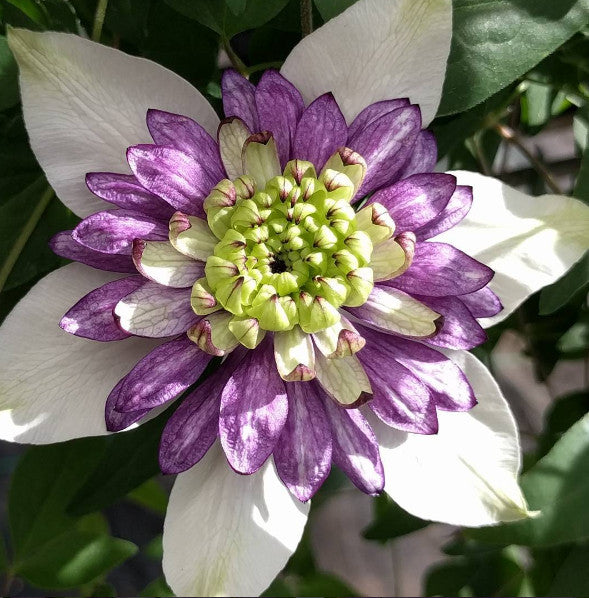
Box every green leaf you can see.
[297,572,360,597]
[0,177,77,292]
[68,415,167,516]
[438,0,589,116]
[314,0,356,21]
[225,0,247,15]
[537,391,589,457]
[140,577,174,597]
[469,413,589,546]
[425,548,528,597]
[0,35,19,110]
[141,1,218,91]
[17,530,137,590]
[143,534,163,561]
[127,478,168,515]
[363,493,429,542]
[557,318,589,356]
[164,0,290,39]
[546,544,589,596]
[539,254,589,314]
[9,438,106,557]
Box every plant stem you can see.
[300,0,313,36]
[0,185,54,294]
[91,0,109,42]
[223,38,248,77]
[495,123,564,194]
[244,61,284,76]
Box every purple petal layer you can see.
[105,378,152,432]
[146,109,225,182]
[222,69,259,132]
[219,337,288,474]
[293,93,348,171]
[389,242,494,297]
[349,105,421,196]
[415,294,487,350]
[347,98,410,140]
[72,209,168,254]
[255,70,304,167]
[323,395,384,494]
[397,130,437,179]
[127,145,215,217]
[85,172,175,220]
[115,283,198,338]
[460,286,503,318]
[358,344,438,434]
[112,335,211,412]
[360,327,476,412]
[60,275,143,341]
[50,231,136,273]
[273,381,332,502]
[370,173,456,234]
[159,366,231,474]
[416,185,473,240]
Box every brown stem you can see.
[495,123,564,194]
[300,0,313,37]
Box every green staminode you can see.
[192,159,374,338]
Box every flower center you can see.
[198,159,374,335]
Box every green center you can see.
[199,160,374,334]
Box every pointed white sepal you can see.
[371,350,534,526]
[163,443,309,597]
[437,171,589,327]
[7,28,218,218]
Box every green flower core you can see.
[194,159,375,337]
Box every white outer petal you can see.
[437,171,589,327]
[0,264,160,444]
[371,350,532,527]
[281,0,452,125]
[7,28,219,218]
[163,443,309,597]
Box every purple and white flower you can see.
[2,0,589,595]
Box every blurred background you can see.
[1,0,589,596]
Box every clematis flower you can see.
[2,0,589,595]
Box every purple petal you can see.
[159,365,234,474]
[323,396,384,494]
[112,335,211,412]
[219,337,288,474]
[222,69,259,132]
[389,242,494,297]
[358,344,438,434]
[72,209,168,255]
[146,109,225,181]
[370,173,456,234]
[415,294,487,350]
[105,378,152,432]
[50,231,136,273]
[273,381,332,502]
[416,185,473,240]
[460,286,503,318]
[349,105,421,196]
[127,145,216,218]
[115,282,198,338]
[359,327,476,412]
[60,275,143,341]
[396,130,437,179]
[85,172,175,220]
[255,70,304,167]
[347,99,410,140]
[292,93,347,171]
